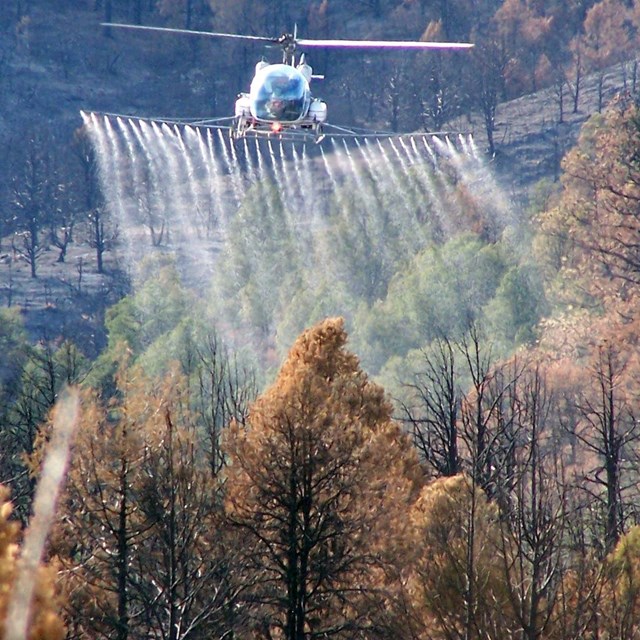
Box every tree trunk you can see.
[117,453,129,640]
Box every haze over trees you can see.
[4,0,640,281]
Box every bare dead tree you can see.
[570,343,640,553]
[10,133,58,278]
[496,365,569,640]
[193,330,257,476]
[418,45,465,132]
[47,159,78,265]
[132,405,245,640]
[465,36,507,156]
[73,127,115,273]
[458,326,521,500]
[401,335,461,477]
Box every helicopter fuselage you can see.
[234,62,327,140]
[98,22,472,142]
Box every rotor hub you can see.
[277,33,297,55]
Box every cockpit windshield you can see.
[249,64,311,122]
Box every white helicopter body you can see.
[100,23,472,142]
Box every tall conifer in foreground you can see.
[224,317,423,640]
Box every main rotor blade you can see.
[101,23,275,43]
[297,38,474,49]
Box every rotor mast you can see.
[277,24,300,65]
[277,33,298,65]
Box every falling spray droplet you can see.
[83,116,514,373]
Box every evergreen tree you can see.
[223,317,423,640]
[52,361,238,639]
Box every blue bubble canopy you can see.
[249,64,312,122]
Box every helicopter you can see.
[101,22,473,143]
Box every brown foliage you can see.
[52,361,236,640]
[0,485,65,640]
[408,474,511,639]
[493,0,553,95]
[582,0,632,73]
[539,95,640,302]
[604,526,640,636]
[223,317,423,639]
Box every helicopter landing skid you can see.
[231,118,325,144]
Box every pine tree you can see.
[52,360,238,639]
[224,317,423,640]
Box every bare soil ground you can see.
[0,237,128,357]
[461,67,632,206]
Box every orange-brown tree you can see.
[130,369,242,640]
[0,485,66,640]
[52,362,148,640]
[408,474,512,639]
[553,525,640,639]
[582,0,631,112]
[539,96,640,300]
[581,0,633,112]
[223,317,423,640]
[493,0,553,96]
[600,526,640,638]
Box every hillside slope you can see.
[475,69,631,206]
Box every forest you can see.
[5,0,640,639]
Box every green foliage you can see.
[101,255,189,356]
[0,338,88,521]
[88,256,197,391]
[274,275,357,362]
[483,262,547,347]
[609,526,640,598]
[135,316,195,378]
[354,233,507,371]
[0,308,29,403]
[320,172,425,304]
[134,257,190,342]
[104,296,141,353]
[214,179,303,335]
